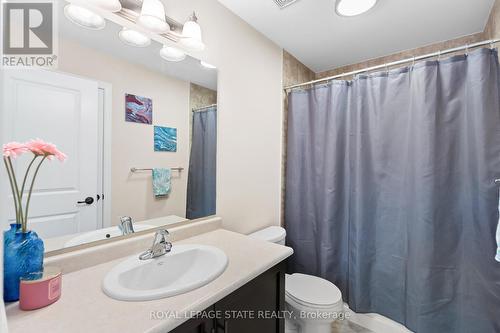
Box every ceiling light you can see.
[160,46,186,62]
[335,0,377,17]
[119,28,151,47]
[87,0,122,12]
[181,12,205,51]
[64,4,106,30]
[200,61,216,69]
[137,0,170,34]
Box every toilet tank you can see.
[248,226,286,245]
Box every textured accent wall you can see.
[190,83,217,111]
[315,32,487,80]
[283,50,315,87]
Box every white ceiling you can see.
[58,1,217,90]
[218,0,495,73]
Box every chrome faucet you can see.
[118,216,135,235]
[139,229,172,260]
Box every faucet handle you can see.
[151,229,172,251]
[138,229,172,260]
[118,216,134,235]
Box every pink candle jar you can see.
[19,267,62,311]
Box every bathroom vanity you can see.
[5,220,293,333]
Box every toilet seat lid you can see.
[248,226,286,243]
[286,273,342,307]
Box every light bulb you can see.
[335,0,377,17]
[87,0,122,12]
[200,61,216,69]
[137,0,170,34]
[64,4,106,30]
[181,12,205,51]
[119,28,151,47]
[160,46,186,62]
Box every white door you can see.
[1,69,101,239]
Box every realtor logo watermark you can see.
[1,0,58,67]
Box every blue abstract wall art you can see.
[154,126,177,152]
[126,93,153,124]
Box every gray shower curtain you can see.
[286,48,500,333]
[186,107,216,219]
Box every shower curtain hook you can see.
[465,44,469,56]
[385,63,389,75]
[491,41,495,50]
[412,56,416,67]
[437,50,441,61]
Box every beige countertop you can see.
[6,229,293,333]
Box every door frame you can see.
[0,69,113,231]
[98,81,113,228]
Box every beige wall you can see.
[58,38,190,225]
[59,0,284,234]
[164,0,284,234]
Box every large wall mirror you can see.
[0,1,217,253]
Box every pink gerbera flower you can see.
[3,142,28,158]
[26,139,67,161]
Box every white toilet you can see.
[249,226,344,333]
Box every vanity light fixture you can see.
[335,0,377,17]
[64,4,106,30]
[160,46,186,62]
[137,0,170,34]
[86,0,122,12]
[119,28,151,47]
[64,2,208,61]
[200,61,216,69]
[181,12,205,51]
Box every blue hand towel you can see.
[152,168,171,197]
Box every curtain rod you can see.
[284,39,500,91]
[192,104,217,112]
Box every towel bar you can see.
[131,167,184,172]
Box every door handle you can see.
[77,197,94,205]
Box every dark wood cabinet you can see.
[170,315,214,333]
[170,262,286,333]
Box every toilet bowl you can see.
[249,226,344,333]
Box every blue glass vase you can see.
[4,223,21,247]
[3,227,44,302]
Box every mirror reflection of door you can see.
[1,70,104,239]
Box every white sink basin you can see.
[102,244,228,301]
[64,224,155,248]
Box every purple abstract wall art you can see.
[125,93,153,124]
